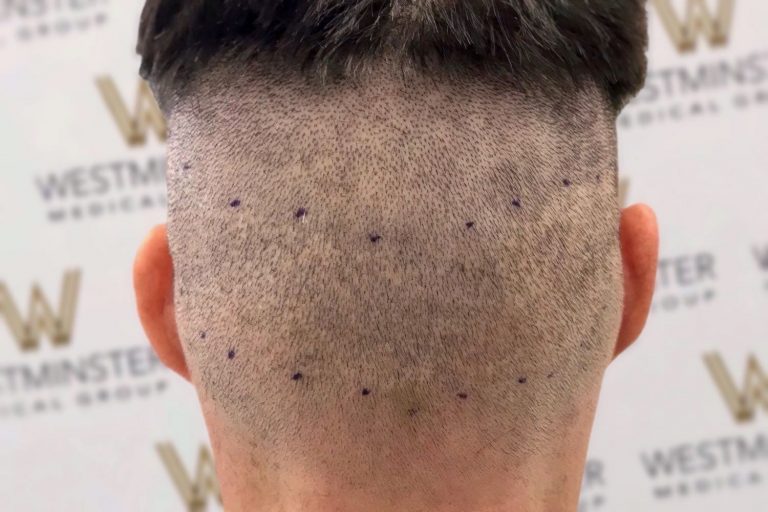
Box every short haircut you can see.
[138,0,646,110]
[137,1,647,506]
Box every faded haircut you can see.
[138,0,647,111]
[137,0,648,504]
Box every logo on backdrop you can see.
[622,1,768,129]
[579,459,608,512]
[706,353,768,423]
[97,77,167,146]
[638,353,768,501]
[0,272,168,420]
[652,0,735,52]
[157,443,222,512]
[0,0,109,49]
[0,270,80,351]
[651,252,718,314]
[34,76,167,224]
[640,431,768,501]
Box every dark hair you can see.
[137,0,647,109]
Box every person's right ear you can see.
[133,224,190,380]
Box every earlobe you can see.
[133,224,190,380]
[613,204,659,359]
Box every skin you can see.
[135,203,657,512]
[136,204,657,375]
[133,57,657,512]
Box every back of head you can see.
[137,2,647,511]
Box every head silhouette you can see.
[133,2,658,511]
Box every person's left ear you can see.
[613,204,660,359]
[133,224,190,380]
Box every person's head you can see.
[133,2,657,511]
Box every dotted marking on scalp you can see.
[457,392,468,400]
[465,221,475,229]
[547,372,555,379]
[292,372,303,381]
[407,408,419,417]
[361,388,371,396]
[199,331,206,340]
[182,163,191,171]
[562,179,572,187]
[227,349,236,360]
[295,207,307,221]
[229,199,241,208]
[512,198,522,208]
[518,377,527,384]
[369,233,382,244]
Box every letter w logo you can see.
[96,76,167,146]
[157,443,222,512]
[705,353,768,423]
[652,0,736,52]
[0,270,80,352]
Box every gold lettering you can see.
[96,76,167,146]
[0,270,80,352]
[652,0,735,52]
[157,443,221,512]
[705,353,768,423]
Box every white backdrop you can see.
[0,1,766,511]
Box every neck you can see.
[198,394,599,512]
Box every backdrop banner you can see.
[1,1,766,511]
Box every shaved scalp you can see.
[138,1,647,510]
